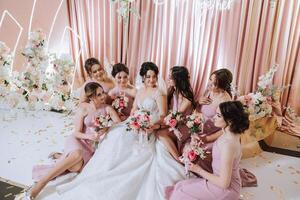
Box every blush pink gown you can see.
[170,92,193,150]
[166,138,241,200]
[32,106,109,181]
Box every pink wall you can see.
[0,0,70,71]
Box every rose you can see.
[119,99,125,107]
[143,115,150,122]
[169,118,177,128]
[194,118,201,124]
[131,121,140,130]
[187,150,197,161]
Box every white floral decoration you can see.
[110,0,140,23]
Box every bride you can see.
[55,62,185,200]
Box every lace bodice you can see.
[137,89,161,124]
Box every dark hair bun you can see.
[219,101,249,134]
[111,63,129,77]
[139,62,159,77]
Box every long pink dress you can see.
[185,103,257,187]
[109,86,134,121]
[170,92,193,150]
[165,138,241,200]
[32,106,109,181]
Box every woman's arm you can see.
[189,141,236,189]
[156,92,167,125]
[107,106,121,123]
[130,89,141,115]
[73,105,97,141]
[108,88,118,99]
[205,130,223,142]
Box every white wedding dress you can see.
[55,90,186,200]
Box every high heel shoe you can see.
[14,185,34,200]
[48,151,62,160]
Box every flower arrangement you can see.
[0,30,78,112]
[164,110,184,140]
[180,135,209,177]
[126,109,151,132]
[93,114,114,132]
[22,29,48,70]
[257,64,288,102]
[50,54,75,86]
[112,95,129,113]
[90,113,113,149]
[110,0,140,23]
[0,41,12,96]
[186,112,205,134]
[239,92,272,121]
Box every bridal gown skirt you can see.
[53,123,186,200]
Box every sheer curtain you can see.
[67,0,300,114]
[67,0,245,94]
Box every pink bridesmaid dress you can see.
[109,86,134,121]
[32,106,109,181]
[166,138,241,200]
[170,92,193,150]
[184,103,257,187]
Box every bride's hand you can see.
[145,127,154,134]
[97,127,109,136]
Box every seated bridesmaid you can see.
[157,66,196,161]
[108,63,136,121]
[79,57,115,103]
[166,101,249,200]
[18,82,121,200]
[191,68,257,186]
[198,68,233,147]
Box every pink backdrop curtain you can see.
[67,0,244,95]
[67,0,300,114]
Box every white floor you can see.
[1,108,300,200]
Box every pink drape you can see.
[67,0,300,120]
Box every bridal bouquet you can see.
[239,92,272,121]
[164,111,184,140]
[126,109,151,132]
[126,109,152,145]
[180,135,209,177]
[112,95,129,113]
[186,112,205,134]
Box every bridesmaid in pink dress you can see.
[166,101,249,200]
[193,69,257,186]
[79,58,115,103]
[191,69,233,171]
[108,63,136,121]
[20,82,121,200]
[157,66,196,161]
